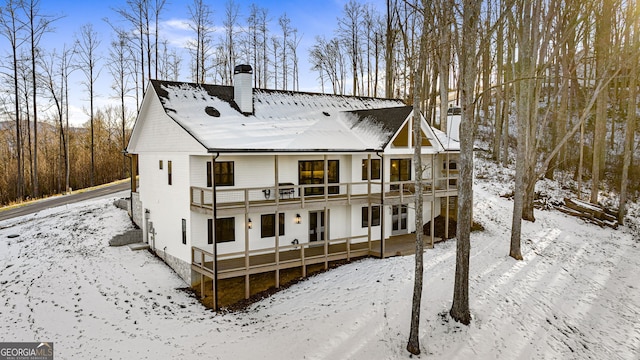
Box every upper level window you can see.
[159,160,163,170]
[298,160,339,196]
[167,160,172,185]
[362,159,381,180]
[215,161,234,186]
[390,158,411,182]
[207,161,212,187]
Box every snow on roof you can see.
[432,127,460,151]
[152,80,411,152]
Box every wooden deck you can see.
[191,233,442,309]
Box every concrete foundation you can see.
[154,248,191,284]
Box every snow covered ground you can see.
[1,161,639,359]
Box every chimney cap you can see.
[234,64,253,74]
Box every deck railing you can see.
[190,174,458,212]
[190,182,380,211]
[192,234,370,280]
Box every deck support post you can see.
[367,154,372,253]
[244,208,250,299]
[301,246,306,277]
[211,154,219,311]
[324,207,329,270]
[275,210,280,288]
[430,155,435,247]
[379,153,386,259]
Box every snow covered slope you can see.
[1,165,638,359]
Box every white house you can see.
[126,65,460,309]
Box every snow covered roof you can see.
[150,80,455,152]
[432,127,460,151]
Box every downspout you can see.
[123,151,134,219]
[376,151,385,258]
[211,152,220,310]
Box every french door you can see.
[392,205,408,234]
[309,211,325,242]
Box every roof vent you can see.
[322,111,330,117]
[234,64,253,114]
[205,106,220,117]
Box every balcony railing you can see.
[190,175,458,212]
[192,234,370,281]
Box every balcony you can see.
[190,175,458,216]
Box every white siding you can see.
[139,153,193,265]
[350,205,382,242]
[128,86,206,154]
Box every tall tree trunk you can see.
[493,5,504,162]
[619,5,638,224]
[385,0,396,98]
[30,4,39,197]
[450,0,478,325]
[438,0,452,131]
[590,1,612,204]
[406,1,429,355]
[510,0,534,261]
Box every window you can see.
[214,161,234,186]
[362,159,381,180]
[390,158,411,182]
[298,160,339,196]
[181,218,186,244]
[168,160,172,185]
[159,160,163,170]
[206,161,212,187]
[207,219,213,244]
[362,206,381,227]
[215,217,235,243]
[261,213,285,238]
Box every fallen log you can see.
[556,198,619,229]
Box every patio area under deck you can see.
[191,232,442,309]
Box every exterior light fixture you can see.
[248,218,252,229]
[295,214,301,224]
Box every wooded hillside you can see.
[0,0,638,216]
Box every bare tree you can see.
[288,27,302,91]
[509,0,535,260]
[406,0,428,353]
[153,0,167,79]
[41,48,67,193]
[113,0,150,97]
[338,0,364,96]
[271,34,279,89]
[187,0,214,84]
[385,0,399,98]
[590,0,613,204]
[278,13,292,90]
[158,39,182,81]
[618,2,638,224]
[107,29,133,178]
[75,23,101,187]
[435,0,453,130]
[222,0,239,85]
[450,0,480,325]
[0,0,26,200]
[23,0,59,197]
[310,36,346,95]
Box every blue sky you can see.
[31,0,385,125]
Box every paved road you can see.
[0,181,131,222]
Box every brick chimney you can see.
[234,64,253,114]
